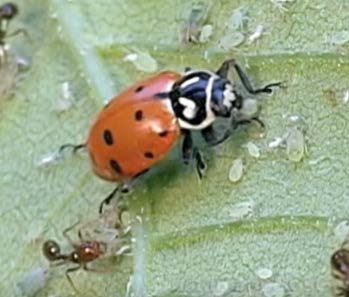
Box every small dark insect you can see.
[331,248,349,297]
[42,222,107,292]
[0,3,19,46]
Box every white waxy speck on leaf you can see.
[124,49,158,73]
[248,25,265,44]
[343,90,349,104]
[37,151,61,166]
[123,53,138,62]
[268,137,286,149]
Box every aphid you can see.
[285,126,306,162]
[255,268,273,280]
[227,7,249,31]
[198,24,213,43]
[180,2,211,44]
[331,248,349,296]
[262,282,286,297]
[218,32,245,50]
[16,267,50,297]
[228,158,244,183]
[42,223,108,291]
[270,0,295,12]
[59,59,281,212]
[243,141,260,158]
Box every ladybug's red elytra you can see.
[60,59,281,212]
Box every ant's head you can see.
[0,3,18,20]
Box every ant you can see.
[331,248,349,296]
[42,222,108,292]
[0,2,27,64]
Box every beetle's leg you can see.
[216,59,235,78]
[98,169,149,214]
[98,185,120,214]
[58,143,85,155]
[216,58,282,94]
[182,129,206,178]
[181,129,193,165]
[193,148,206,179]
[201,125,218,145]
[65,265,81,293]
[233,62,282,94]
[83,263,111,273]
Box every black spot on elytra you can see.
[144,152,154,159]
[135,85,144,93]
[158,130,168,137]
[135,110,143,121]
[110,159,122,174]
[103,129,113,145]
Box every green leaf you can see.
[2,1,348,296]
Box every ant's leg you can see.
[65,265,81,293]
[63,221,80,247]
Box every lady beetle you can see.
[60,59,280,212]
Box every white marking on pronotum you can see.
[180,76,200,89]
[222,83,236,109]
[179,96,198,119]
